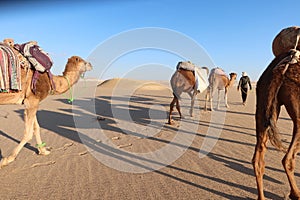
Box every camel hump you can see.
[210,67,226,76]
[272,26,300,57]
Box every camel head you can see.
[63,56,92,75]
[227,72,237,87]
[3,38,14,47]
[229,72,237,81]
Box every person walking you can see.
[237,72,252,105]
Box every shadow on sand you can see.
[0,94,285,199]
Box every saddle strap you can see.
[31,70,56,94]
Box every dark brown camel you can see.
[168,66,209,124]
[252,50,300,200]
[0,42,92,168]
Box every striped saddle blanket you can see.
[0,43,21,91]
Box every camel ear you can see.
[68,57,78,63]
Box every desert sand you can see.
[0,78,294,199]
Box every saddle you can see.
[176,61,195,71]
[14,41,56,93]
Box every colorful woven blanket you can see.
[0,43,21,91]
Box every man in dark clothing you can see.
[237,72,252,105]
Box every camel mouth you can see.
[84,62,93,72]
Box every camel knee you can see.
[252,157,265,176]
[282,155,295,172]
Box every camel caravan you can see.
[0,25,300,199]
[168,61,237,124]
[252,26,300,200]
[0,38,92,168]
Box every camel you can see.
[0,42,92,168]
[168,65,209,124]
[204,68,237,111]
[252,49,300,200]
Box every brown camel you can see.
[252,49,300,200]
[204,68,237,111]
[168,66,209,124]
[0,43,92,168]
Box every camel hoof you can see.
[189,110,193,117]
[167,118,174,125]
[289,192,300,200]
[0,158,8,168]
[168,120,175,125]
[38,147,51,156]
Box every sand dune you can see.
[98,78,169,91]
[0,78,295,199]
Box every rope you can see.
[36,142,46,148]
[294,28,300,50]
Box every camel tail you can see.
[264,63,288,152]
[267,115,287,152]
[173,92,181,100]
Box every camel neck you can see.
[228,78,235,87]
[52,71,81,95]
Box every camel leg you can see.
[217,90,221,110]
[175,98,183,119]
[0,102,37,168]
[168,96,177,124]
[204,90,209,111]
[252,127,268,200]
[33,116,50,155]
[224,88,229,108]
[189,91,197,117]
[282,121,300,200]
[210,89,214,111]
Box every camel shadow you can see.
[206,152,284,199]
[0,129,39,154]
[4,96,284,199]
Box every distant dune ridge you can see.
[97,78,169,91]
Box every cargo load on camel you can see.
[0,39,55,93]
[176,61,209,93]
[272,26,300,57]
[14,41,56,93]
[0,42,21,92]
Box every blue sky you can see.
[0,0,299,81]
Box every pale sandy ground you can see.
[0,78,295,200]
